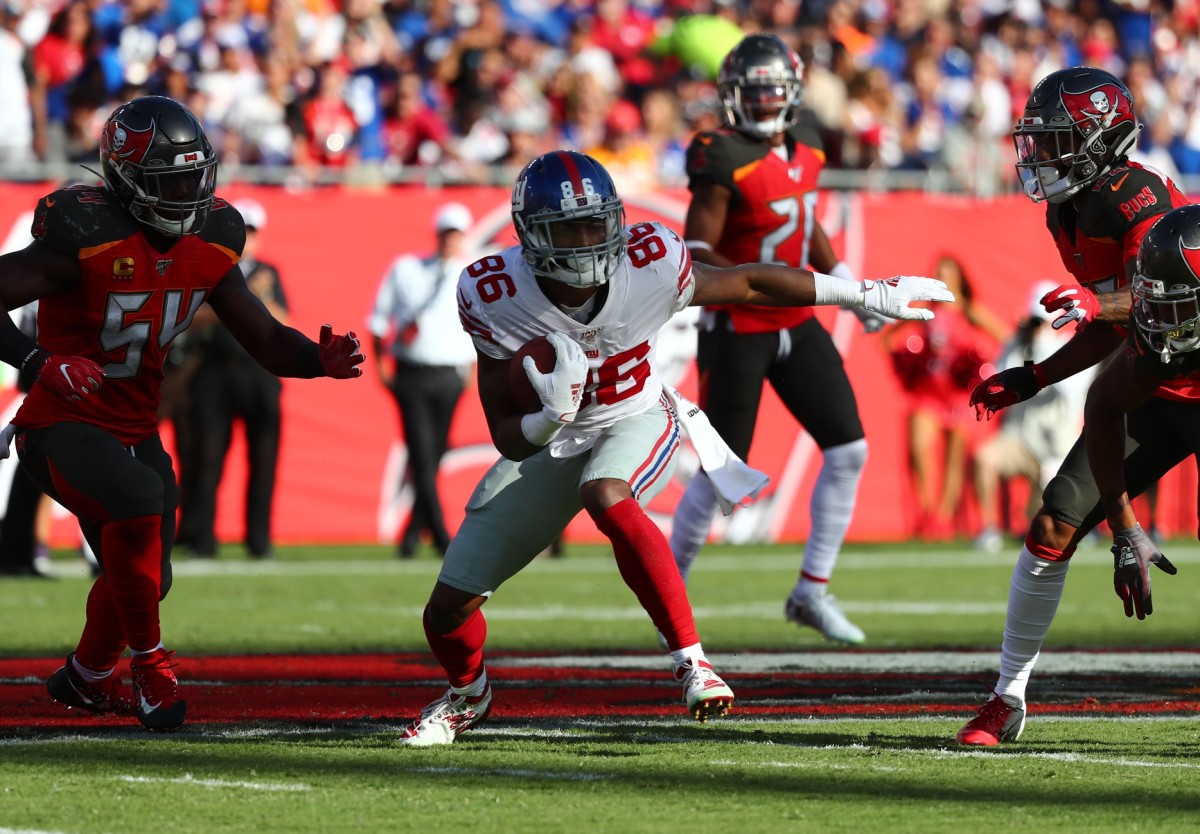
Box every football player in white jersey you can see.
[399,150,954,746]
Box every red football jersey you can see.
[15,186,244,444]
[686,121,825,333]
[1046,161,1194,401]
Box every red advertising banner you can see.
[0,183,1191,548]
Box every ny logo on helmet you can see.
[512,177,528,211]
[560,177,597,209]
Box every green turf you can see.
[1,719,1197,833]
[2,542,1198,833]
[3,541,1198,655]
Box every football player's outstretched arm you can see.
[208,265,363,379]
[689,262,954,319]
[1083,352,1159,533]
[1085,353,1177,618]
[1036,321,1126,386]
[970,321,1127,421]
[0,242,105,401]
[809,221,889,334]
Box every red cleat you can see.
[957,695,1026,746]
[131,648,187,731]
[47,653,132,715]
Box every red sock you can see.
[593,498,699,650]
[1025,533,1074,562]
[100,515,164,653]
[424,606,487,689]
[74,575,128,672]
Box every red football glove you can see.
[30,352,105,402]
[1040,283,1100,331]
[318,324,364,378]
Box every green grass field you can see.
[2,541,1198,833]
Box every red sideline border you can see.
[2,652,1196,730]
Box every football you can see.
[509,335,556,413]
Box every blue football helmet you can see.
[511,150,625,288]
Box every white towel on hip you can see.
[663,385,769,515]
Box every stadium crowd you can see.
[0,0,1197,192]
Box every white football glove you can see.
[861,276,955,321]
[524,332,588,423]
[830,262,888,334]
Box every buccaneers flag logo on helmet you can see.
[102,120,155,165]
[1059,83,1133,139]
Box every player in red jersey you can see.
[668,34,885,645]
[1084,205,1200,619]
[957,68,1191,747]
[0,97,363,731]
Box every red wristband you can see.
[1030,363,1048,389]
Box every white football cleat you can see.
[674,658,734,723]
[785,591,866,645]
[399,686,493,747]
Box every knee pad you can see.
[821,438,868,476]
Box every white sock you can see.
[995,545,1070,708]
[451,669,489,698]
[130,642,165,657]
[669,471,718,584]
[72,656,114,682]
[791,579,828,601]
[799,439,866,582]
[670,643,705,669]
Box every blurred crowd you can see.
[0,0,1197,192]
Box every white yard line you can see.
[404,766,609,782]
[115,774,308,792]
[489,649,1200,675]
[37,546,1200,579]
[469,601,1009,622]
[712,747,1200,770]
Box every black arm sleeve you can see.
[0,315,43,373]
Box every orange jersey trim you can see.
[77,240,123,260]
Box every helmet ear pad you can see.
[99,95,217,236]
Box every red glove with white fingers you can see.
[27,351,105,402]
[318,324,364,378]
[1040,283,1101,331]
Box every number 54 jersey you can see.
[15,185,245,445]
[458,221,695,458]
